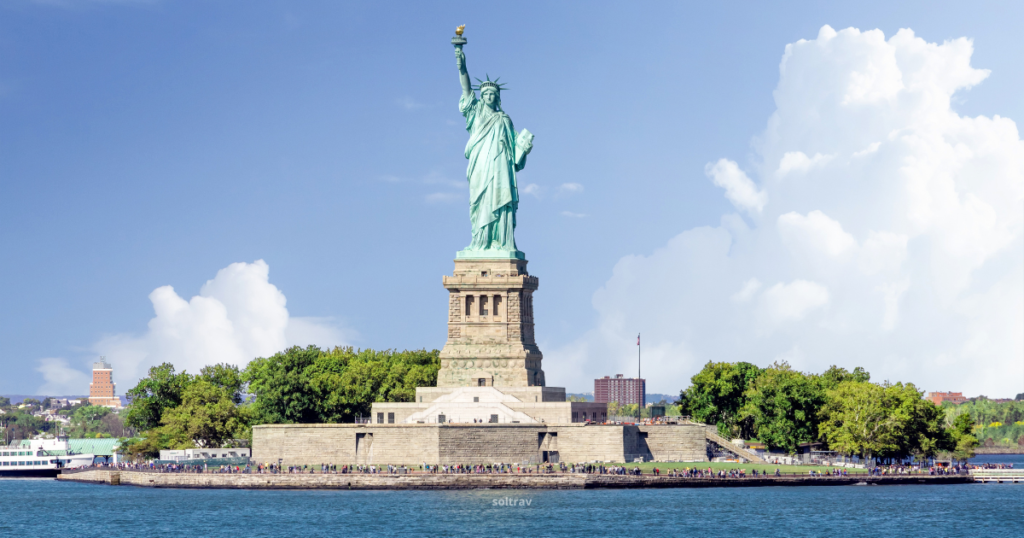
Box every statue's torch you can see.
[452,25,467,50]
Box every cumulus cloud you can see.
[776,151,834,178]
[548,26,1024,396]
[36,358,91,396]
[38,261,350,392]
[758,280,830,327]
[705,158,767,214]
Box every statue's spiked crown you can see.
[473,74,508,94]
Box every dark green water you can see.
[2,475,1021,537]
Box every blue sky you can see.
[2,1,1022,397]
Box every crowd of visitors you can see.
[67,459,1001,478]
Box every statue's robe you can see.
[460,92,525,252]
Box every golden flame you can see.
[455,25,465,36]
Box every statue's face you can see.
[482,90,499,109]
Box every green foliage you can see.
[1,411,45,442]
[677,361,761,437]
[67,405,125,438]
[940,397,1024,448]
[948,413,978,461]
[244,345,441,424]
[123,363,193,432]
[158,379,251,449]
[199,363,245,404]
[741,363,827,452]
[0,397,10,407]
[817,381,945,462]
[820,365,870,388]
[567,395,589,403]
[118,345,439,459]
[677,361,955,462]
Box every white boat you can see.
[0,438,95,477]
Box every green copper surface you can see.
[455,248,526,260]
[454,39,533,258]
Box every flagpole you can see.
[637,333,641,424]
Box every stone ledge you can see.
[57,470,974,490]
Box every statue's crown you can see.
[472,74,508,93]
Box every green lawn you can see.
[598,461,868,475]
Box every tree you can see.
[942,409,974,463]
[947,412,978,462]
[123,363,193,432]
[158,379,251,449]
[3,411,43,442]
[819,381,900,463]
[67,405,124,438]
[820,365,870,388]
[243,345,441,425]
[677,361,761,438]
[819,380,947,463]
[741,363,825,452]
[199,363,245,404]
[0,396,10,407]
[243,346,322,424]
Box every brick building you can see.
[595,374,646,407]
[927,391,966,406]
[88,358,121,408]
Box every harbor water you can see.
[3,458,1023,538]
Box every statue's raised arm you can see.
[456,47,472,97]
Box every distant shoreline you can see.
[974,448,1024,455]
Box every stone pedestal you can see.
[370,255,606,427]
[437,258,545,388]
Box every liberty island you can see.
[50,27,999,492]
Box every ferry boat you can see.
[0,438,95,477]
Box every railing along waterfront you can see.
[971,469,1024,483]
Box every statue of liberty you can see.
[454,31,533,259]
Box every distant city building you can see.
[595,374,646,407]
[927,391,966,405]
[88,358,121,408]
[48,398,70,410]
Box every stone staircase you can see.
[704,430,767,464]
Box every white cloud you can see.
[548,26,1024,396]
[732,278,762,303]
[775,151,834,178]
[81,260,349,389]
[559,183,584,194]
[759,280,830,326]
[36,358,91,396]
[705,158,767,214]
[561,211,586,218]
[778,210,856,258]
[521,183,542,197]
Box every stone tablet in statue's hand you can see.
[516,129,534,155]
